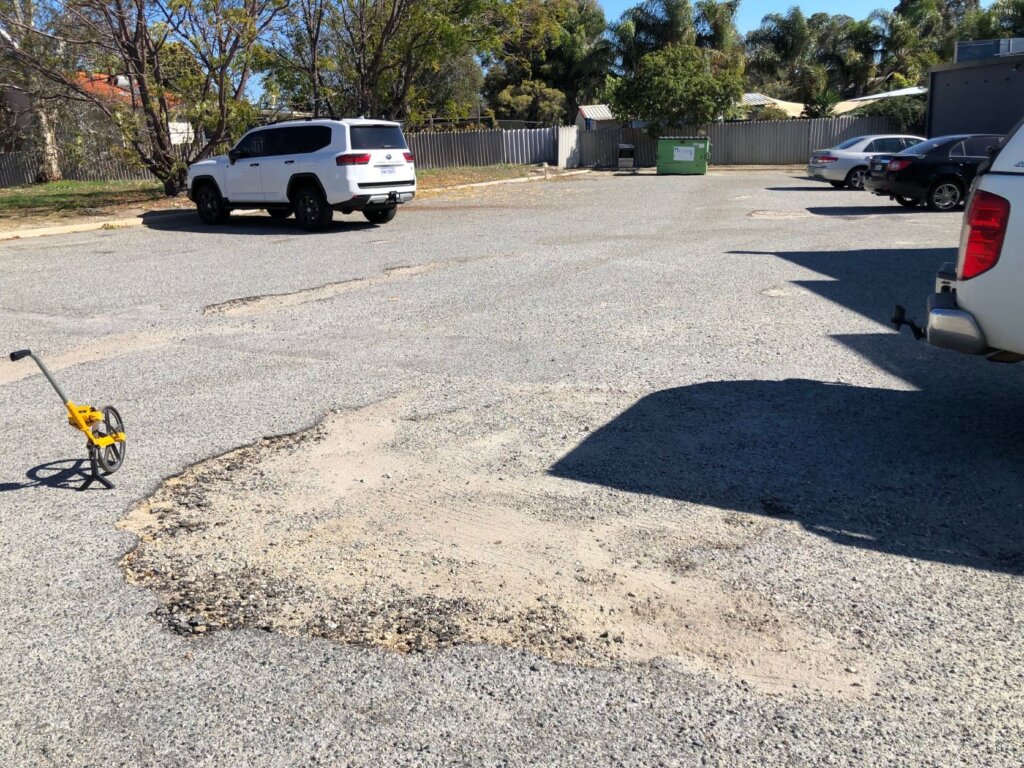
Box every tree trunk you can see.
[32,106,62,184]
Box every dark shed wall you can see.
[928,56,1024,136]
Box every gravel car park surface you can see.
[1,172,1021,766]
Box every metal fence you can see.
[0,150,153,187]
[407,127,558,169]
[578,116,896,167]
[0,117,896,187]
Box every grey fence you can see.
[0,117,893,187]
[0,150,153,187]
[406,127,557,169]
[578,116,896,167]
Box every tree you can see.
[606,43,743,131]
[483,0,610,123]
[610,0,696,77]
[494,78,565,125]
[262,0,502,122]
[801,87,839,117]
[0,0,65,180]
[0,0,286,195]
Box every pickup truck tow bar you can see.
[891,305,926,340]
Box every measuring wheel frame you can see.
[8,349,127,490]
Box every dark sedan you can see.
[863,134,1003,210]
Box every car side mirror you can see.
[228,148,243,164]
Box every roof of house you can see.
[578,104,615,121]
[76,73,133,104]
[741,93,805,117]
[75,72,183,108]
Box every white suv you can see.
[187,118,416,231]
[923,119,1023,361]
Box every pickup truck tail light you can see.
[403,152,415,163]
[336,153,371,166]
[960,189,1011,280]
[887,158,913,172]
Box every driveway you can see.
[1,171,1021,766]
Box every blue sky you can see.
[599,0,896,34]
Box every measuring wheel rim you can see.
[95,405,126,473]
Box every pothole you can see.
[119,389,872,696]
[203,263,440,317]
[748,210,811,220]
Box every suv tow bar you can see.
[892,304,926,340]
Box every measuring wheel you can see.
[93,406,126,474]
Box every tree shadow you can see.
[141,210,377,235]
[0,459,107,492]
[551,246,1024,574]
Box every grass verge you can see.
[0,164,553,230]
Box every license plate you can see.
[379,166,396,175]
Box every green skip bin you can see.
[656,137,710,175]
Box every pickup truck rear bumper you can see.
[927,289,988,355]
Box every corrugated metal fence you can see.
[579,116,895,167]
[0,150,155,187]
[407,127,558,169]
[0,117,896,187]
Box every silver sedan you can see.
[807,134,925,189]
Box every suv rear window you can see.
[350,125,407,150]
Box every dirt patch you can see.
[120,389,871,696]
[0,326,238,386]
[748,210,812,220]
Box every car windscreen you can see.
[834,137,864,150]
[350,125,408,150]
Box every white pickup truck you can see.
[922,120,1024,362]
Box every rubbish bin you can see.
[656,136,710,175]
[617,144,636,171]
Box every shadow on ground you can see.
[0,458,109,492]
[551,246,1024,574]
[806,205,936,217]
[142,210,376,235]
[764,186,848,191]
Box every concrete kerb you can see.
[0,169,596,242]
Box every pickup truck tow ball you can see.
[892,305,926,340]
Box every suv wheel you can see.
[363,206,397,225]
[844,166,868,190]
[195,183,228,225]
[927,179,963,211]
[293,185,333,231]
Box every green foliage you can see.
[752,104,790,120]
[802,88,840,118]
[483,0,612,123]
[494,79,567,125]
[606,43,743,131]
[852,94,927,133]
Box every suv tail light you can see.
[403,152,415,163]
[960,189,1011,280]
[336,153,371,166]
[887,158,913,172]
